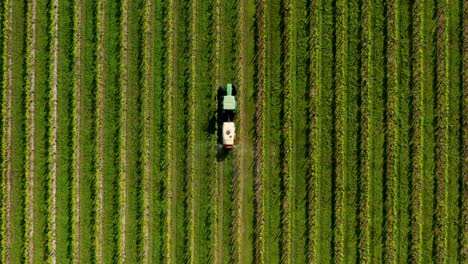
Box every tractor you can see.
[219,83,237,149]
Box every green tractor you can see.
[222,83,237,114]
[219,83,237,149]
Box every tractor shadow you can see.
[207,113,229,162]
[216,87,231,162]
[216,145,230,162]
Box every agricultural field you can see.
[0,0,466,263]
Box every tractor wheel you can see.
[219,86,226,96]
[231,84,237,96]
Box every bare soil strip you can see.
[142,0,152,262]
[119,0,129,262]
[49,0,59,262]
[189,0,198,261]
[95,0,105,262]
[26,0,37,262]
[72,0,83,262]
[2,0,13,262]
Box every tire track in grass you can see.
[125,1,144,260]
[142,0,153,262]
[396,3,411,261]
[119,0,129,261]
[234,0,248,261]
[213,0,224,261]
[95,0,105,261]
[172,2,190,261]
[71,0,83,262]
[150,1,165,261]
[306,0,321,262]
[219,2,236,262]
[280,0,294,262]
[344,1,360,260]
[1,0,13,262]
[55,2,74,260]
[367,1,384,261]
[410,0,424,262]
[343,0,375,257]
[434,0,449,262]
[193,1,214,261]
[73,0,95,262]
[264,2,283,260]
[25,0,37,261]
[421,3,437,261]
[253,0,266,262]
[318,2,336,261]
[165,0,176,261]
[188,0,198,261]
[27,0,48,260]
[358,0,372,262]
[333,0,347,261]
[384,0,399,262]
[446,2,462,262]
[291,1,309,261]
[48,0,59,262]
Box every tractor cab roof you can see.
[223,83,236,111]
